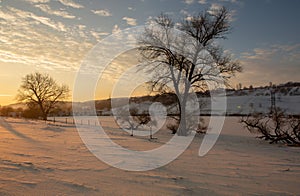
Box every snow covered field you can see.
[0,116,300,195]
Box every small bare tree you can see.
[139,7,241,135]
[116,106,138,136]
[17,72,69,120]
[137,112,158,139]
[240,108,300,145]
[115,105,158,138]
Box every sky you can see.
[0,0,299,105]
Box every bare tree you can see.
[240,108,300,145]
[115,105,157,138]
[139,7,241,135]
[116,106,139,136]
[17,72,69,120]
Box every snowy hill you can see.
[5,82,300,117]
[102,82,300,116]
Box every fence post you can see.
[150,126,152,139]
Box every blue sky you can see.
[0,0,299,104]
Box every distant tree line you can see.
[0,104,72,119]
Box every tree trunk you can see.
[38,103,48,121]
[42,113,48,121]
[177,99,188,136]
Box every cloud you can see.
[185,16,193,21]
[180,9,189,15]
[5,6,67,32]
[198,0,207,4]
[31,14,67,31]
[241,44,300,61]
[23,0,50,3]
[207,3,237,21]
[273,43,300,53]
[98,32,110,36]
[219,0,238,4]
[184,0,194,5]
[89,30,109,41]
[234,44,300,86]
[92,9,112,16]
[35,4,76,19]
[122,17,137,26]
[57,0,84,9]
[208,3,223,15]
[112,24,121,34]
[128,7,135,11]
[0,6,95,72]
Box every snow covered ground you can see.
[0,116,300,195]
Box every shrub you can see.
[240,108,300,145]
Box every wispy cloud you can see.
[57,0,84,9]
[219,0,239,4]
[0,6,95,72]
[207,3,237,21]
[122,17,137,26]
[235,44,300,86]
[128,7,135,11]
[90,30,109,41]
[241,44,300,61]
[208,3,223,15]
[198,0,207,4]
[180,9,189,15]
[184,0,194,5]
[23,0,50,3]
[112,24,121,34]
[5,6,67,31]
[92,9,112,16]
[35,4,76,19]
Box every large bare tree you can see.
[17,72,69,120]
[139,7,241,135]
